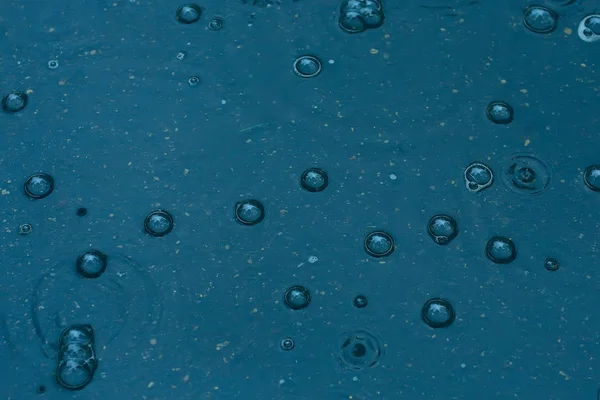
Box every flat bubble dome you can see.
[336,330,382,371]
[60,325,95,347]
[176,4,202,24]
[421,298,456,328]
[76,250,108,279]
[24,173,54,199]
[583,165,600,192]
[293,56,322,78]
[2,91,28,113]
[464,162,494,193]
[364,231,394,258]
[523,5,558,34]
[486,101,514,124]
[56,359,94,390]
[235,199,265,225]
[300,168,328,192]
[284,285,311,310]
[144,210,174,237]
[486,236,517,264]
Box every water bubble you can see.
[578,15,600,42]
[464,162,493,193]
[544,258,559,271]
[24,173,54,199]
[235,199,265,225]
[59,325,94,348]
[353,295,368,308]
[176,4,202,24]
[523,5,558,34]
[293,55,322,78]
[364,231,394,258]
[359,7,383,28]
[336,330,382,371]
[486,101,514,125]
[281,338,295,351]
[56,325,97,391]
[501,154,552,197]
[427,215,458,245]
[339,11,366,33]
[485,236,517,264]
[37,386,46,394]
[76,207,88,217]
[583,165,600,192]
[76,250,108,279]
[48,60,59,69]
[421,298,456,328]
[2,91,28,113]
[339,0,384,33]
[18,224,32,235]
[284,285,311,310]
[56,359,94,390]
[300,168,328,192]
[188,76,200,86]
[144,210,174,237]
[208,17,224,30]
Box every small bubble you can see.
[76,207,88,217]
[544,258,559,271]
[24,173,54,199]
[76,250,108,279]
[485,236,517,264]
[18,223,32,235]
[427,215,458,245]
[48,60,59,69]
[353,295,368,308]
[188,76,200,86]
[284,285,311,310]
[37,385,46,394]
[176,4,202,24]
[486,101,514,125]
[364,231,394,258]
[144,210,174,237]
[464,162,493,193]
[235,199,265,225]
[281,338,295,350]
[523,5,558,34]
[293,55,322,78]
[300,168,328,192]
[421,298,455,328]
[2,91,28,113]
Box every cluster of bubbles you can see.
[522,5,600,44]
[55,325,98,391]
[338,0,384,34]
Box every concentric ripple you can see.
[500,153,552,197]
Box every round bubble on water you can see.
[336,330,382,371]
[24,173,54,199]
[284,285,311,310]
[208,17,224,31]
[341,0,365,13]
[544,258,559,271]
[293,56,322,78]
[578,15,600,42]
[364,231,394,258]
[339,11,366,33]
[60,325,94,348]
[421,298,456,328]
[144,210,174,237]
[523,5,558,34]
[583,165,600,192]
[176,4,202,24]
[427,215,458,245]
[56,359,93,390]
[77,250,108,279]
[486,101,514,124]
[59,343,95,362]
[464,162,494,193]
[359,7,383,28]
[300,168,328,192]
[353,295,368,308]
[485,236,517,264]
[2,91,28,113]
[235,199,265,225]
[584,15,600,35]
[281,338,295,351]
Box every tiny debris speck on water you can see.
[389,174,397,180]
[308,256,318,263]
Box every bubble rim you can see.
[485,236,517,264]
[283,285,311,310]
[293,55,323,78]
[427,214,458,245]
[2,91,29,113]
[363,230,395,258]
[175,3,202,24]
[24,172,55,199]
[76,249,109,279]
[143,209,175,237]
[522,5,559,34]
[234,199,265,226]
[300,167,329,192]
[421,298,456,329]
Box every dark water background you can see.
[1,0,599,399]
